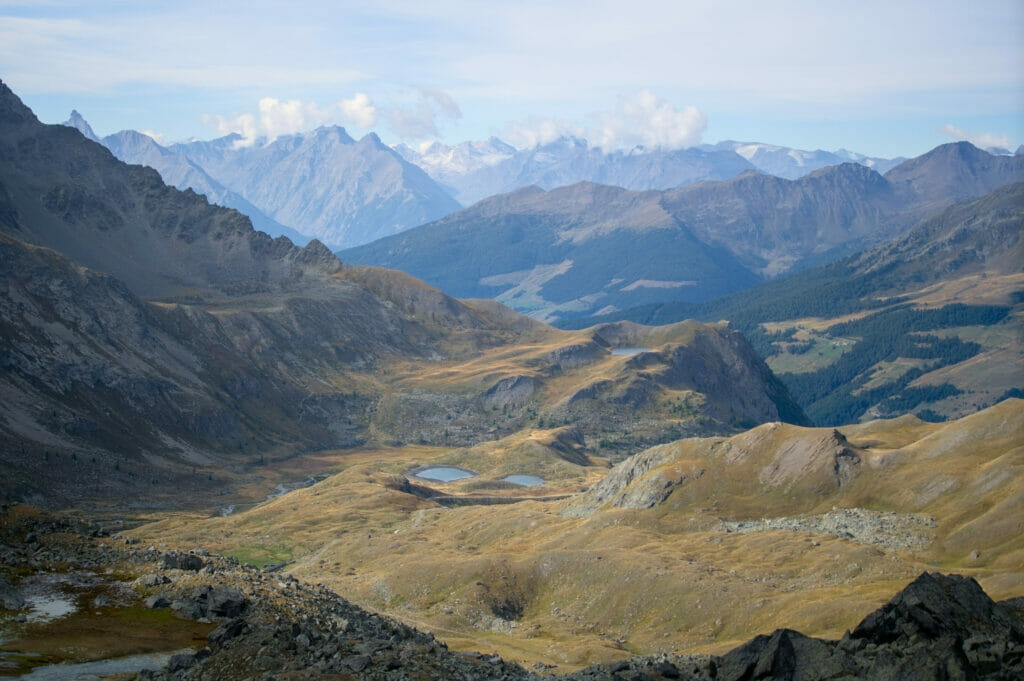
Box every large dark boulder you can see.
[207,586,247,617]
[716,628,848,681]
[162,551,204,571]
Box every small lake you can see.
[611,347,652,356]
[500,475,545,486]
[412,466,477,482]
[17,649,193,680]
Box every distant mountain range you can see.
[65,112,460,249]
[397,136,757,205]
[704,140,905,179]
[341,143,1024,322]
[69,104,929,250]
[396,135,905,205]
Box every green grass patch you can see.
[767,335,855,374]
[223,543,294,567]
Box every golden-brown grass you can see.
[132,400,1024,672]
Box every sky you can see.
[1,0,1021,158]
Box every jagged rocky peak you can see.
[62,109,99,142]
[293,238,342,274]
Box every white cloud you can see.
[139,129,166,144]
[385,88,462,140]
[941,124,1013,151]
[340,93,378,129]
[504,117,582,148]
[201,94,378,146]
[504,91,706,150]
[595,90,706,150]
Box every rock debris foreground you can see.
[1,505,1022,680]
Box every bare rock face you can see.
[563,442,699,516]
[757,428,862,492]
[482,376,538,408]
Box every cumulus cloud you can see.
[340,93,377,129]
[385,88,463,140]
[139,129,166,145]
[504,117,583,148]
[202,94,378,146]
[597,90,707,150]
[941,124,1013,151]
[504,90,707,150]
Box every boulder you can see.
[162,551,204,571]
[207,586,247,617]
[0,576,25,611]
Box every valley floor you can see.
[124,399,1024,671]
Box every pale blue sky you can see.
[1,0,1021,157]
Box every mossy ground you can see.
[0,578,215,677]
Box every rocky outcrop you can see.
[563,442,697,516]
[547,342,605,370]
[756,428,862,491]
[544,425,590,466]
[482,375,538,408]
[722,508,937,551]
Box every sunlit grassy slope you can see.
[136,398,1023,672]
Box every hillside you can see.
[0,82,806,506]
[341,148,1023,322]
[135,399,1024,671]
[561,184,1024,425]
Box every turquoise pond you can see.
[610,347,652,356]
[500,475,545,486]
[412,466,477,482]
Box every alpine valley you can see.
[1,78,1023,681]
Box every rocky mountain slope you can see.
[566,183,1024,424]
[340,147,1023,323]
[0,81,805,506]
[97,127,310,245]
[64,112,461,249]
[3,507,1021,680]
[136,398,1024,672]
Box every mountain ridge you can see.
[341,146,1023,323]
